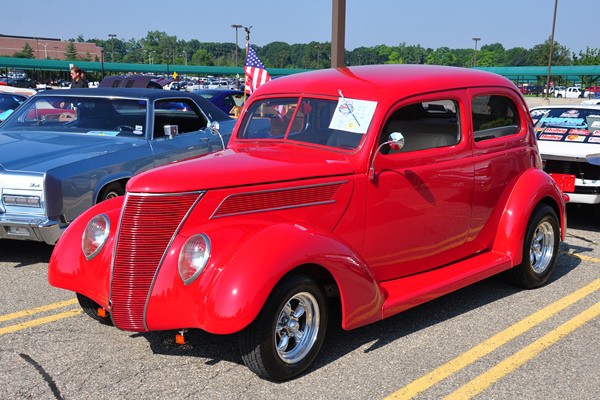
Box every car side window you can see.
[380,100,460,153]
[153,99,207,138]
[472,95,519,142]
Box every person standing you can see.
[70,66,89,88]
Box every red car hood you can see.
[127,146,354,193]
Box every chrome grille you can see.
[110,192,202,331]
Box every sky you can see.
[3,0,598,54]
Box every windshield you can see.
[237,97,368,150]
[531,107,600,144]
[0,95,148,137]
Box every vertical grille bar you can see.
[110,192,202,331]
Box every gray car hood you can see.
[0,131,143,173]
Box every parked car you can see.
[48,65,566,381]
[98,74,172,89]
[581,92,600,105]
[530,104,600,216]
[583,86,600,98]
[0,92,27,122]
[0,88,235,244]
[553,86,582,98]
[192,89,245,115]
[4,77,37,89]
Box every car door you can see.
[149,98,221,166]
[364,93,475,282]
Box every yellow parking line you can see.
[0,309,82,335]
[384,278,600,400]
[445,301,600,399]
[0,298,78,323]
[569,252,600,264]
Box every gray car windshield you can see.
[1,96,148,137]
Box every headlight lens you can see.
[82,214,110,260]
[178,233,211,285]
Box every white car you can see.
[530,104,600,214]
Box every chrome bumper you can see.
[0,215,65,244]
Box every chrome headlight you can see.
[178,233,211,285]
[82,214,110,260]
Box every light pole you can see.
[181,51,187,65]
[108,33,116,62]
[41,43,48,59]
[545,0,559,100]
[472,37,481,67]
[231,24,242,67]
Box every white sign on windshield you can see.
[329,96,377,134]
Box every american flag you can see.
[244,44,271,95]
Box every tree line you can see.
[10,30,600,69]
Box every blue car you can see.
[192,89,245,115]
[0,88,235,244]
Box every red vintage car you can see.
[48,64,567,381]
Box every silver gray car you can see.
[0,88,235,244]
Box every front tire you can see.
[97,182,124,203]
[76,293,113,325]
[239,274,328,381]
[511,204,559,288]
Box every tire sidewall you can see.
[516,204,559,288]
[242,274,328,381]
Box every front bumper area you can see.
[0,214,65,244]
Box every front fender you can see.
[48,196,124,309]
[493,168,566,263]
[146,222,383,334]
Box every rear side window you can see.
[472,95,520,141]
[380,100,460,153]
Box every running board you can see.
[380,251,513,319]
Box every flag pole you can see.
[243,26,252,104]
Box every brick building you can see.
[0,34,102,60]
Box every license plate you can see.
[549,173,576,192]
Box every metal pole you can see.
[231,24,242,67]
[472,37,481,67]
[545,0,559,101]
[331,0,346,67]
[108,33,116,62]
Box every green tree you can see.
[573,47,600,65]
[64,41,79,60]
[13,42,35,58]
[529,39,571,66]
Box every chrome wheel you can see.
[239,274,328,381]
[275,292,320,364]
[512,204,559,289]
[529,221,555,274]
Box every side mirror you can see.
[369,132,405,180]
[209,120,220,135]
[208,120,225,150]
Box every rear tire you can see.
[239,274,328,381]
[511,204,559,288]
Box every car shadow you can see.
[138,247,581,378]
[0,239,53,267]
[565,203,600,233]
